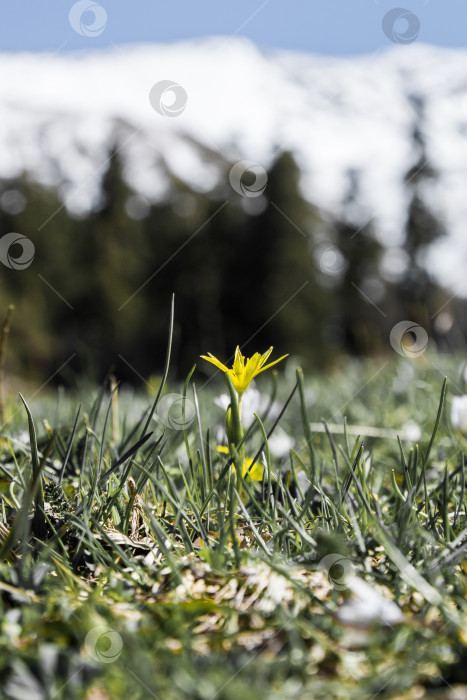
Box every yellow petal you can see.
[243,353,262,385]
[258,347,274,368]
[225,369,245,394]
[243,458,264,481]
[200,353,230,373]
[233,346,244,376]
[255,354,288,375]
[202,347,288,395]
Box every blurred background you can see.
[1,0,467,387]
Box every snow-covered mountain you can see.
[1,38,467,289]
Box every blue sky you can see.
[1,0,467,55]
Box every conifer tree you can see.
[331,169,386,356]
[398,94,446,334]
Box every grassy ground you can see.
[1,351,467,699]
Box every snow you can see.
[1,38,467,289]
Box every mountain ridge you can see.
[1,38,466,289]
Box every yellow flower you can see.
[201,346,288,395]
[217,446,264,481]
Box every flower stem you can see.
[224,374,245,486]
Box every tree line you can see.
[0,112,460,385]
